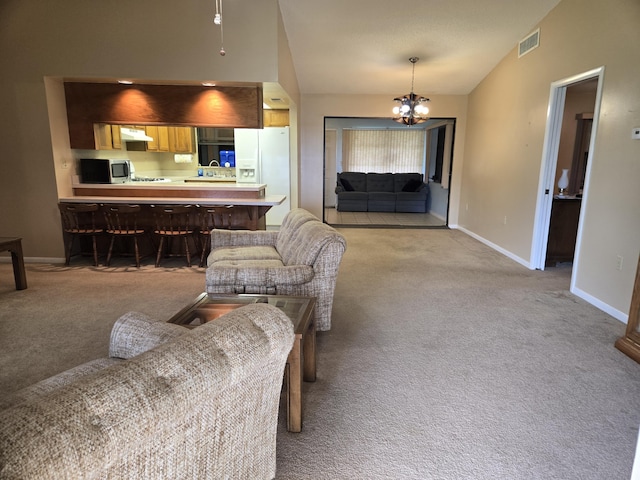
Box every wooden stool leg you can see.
[199,234,209,268]
[133,237,141,268]
[106,236,116,266]
[65,234,74,266]
[184,237,191,267]
[91,235,99,266]
[155,237,165,267]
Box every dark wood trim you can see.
[65,82,264,149]
[615,255,640,363]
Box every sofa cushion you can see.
[278,220,343,267]
[337,172,367,192]
[339,178,354,191]
[366,173,394,192]
[394,173,424,192]
[210,245,281,263]
[0,358,123,410]
[402,178,424,192]
[206,260,315,287]
[275,208,319,255]
[336,191,368,212]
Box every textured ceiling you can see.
[277,0,561,96]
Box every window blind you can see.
[342,129,424,173]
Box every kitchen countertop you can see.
[59,195,285,206]
[73,179,265,190]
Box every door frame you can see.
[531,67,605,280]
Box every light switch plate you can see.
[632,127,640,140]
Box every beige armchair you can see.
[0,305,294,479]
[205,208,347,331]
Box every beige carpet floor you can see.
[1,228,639,479]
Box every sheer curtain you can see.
[342,129,425,173]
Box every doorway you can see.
[532,68,604,283]
[322,117,454,227]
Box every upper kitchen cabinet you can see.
[65,82,263,149]
[263,110,289,127]
[91,124,196,153]
[144,126,170,152]
[93,123,113,150]
[168,126,195,153]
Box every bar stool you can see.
[197,205,234,267]
[150,205,195,267]
[103,204,150,267]
[58,203,103,266]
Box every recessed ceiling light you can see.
[202,82,216,87]
[118,80,133,85]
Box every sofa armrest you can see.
[211,229,279,249]
[109,312,187,359]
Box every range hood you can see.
[120,127,154,142]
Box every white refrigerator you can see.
[234,127,291,226]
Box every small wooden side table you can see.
[0,237,27,290]
[168,293,316,432]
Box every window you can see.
[342,129,425,173]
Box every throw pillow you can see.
[402,179,423,192]
[340,178,355,191]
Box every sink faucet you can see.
[209,160,220,166]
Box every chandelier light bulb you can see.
[392,57,431,125]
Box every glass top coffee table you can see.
[168,293,316,432]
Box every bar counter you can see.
[62,181,286,231]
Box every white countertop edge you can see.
[59,195,286,206]
[72,181,266,191]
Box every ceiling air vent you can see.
[518,28,540,58]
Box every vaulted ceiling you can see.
[277,0,561,96]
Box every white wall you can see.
[459,0,640,319]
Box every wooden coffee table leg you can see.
[287,333,303,432]
[303,318,316,382]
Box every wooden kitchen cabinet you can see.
[111,125,122,149]
[168,126,195,153]
[145,126,170,152]
[545,197,582,267]
[93,123,113,150]
[92,124,195,153]
[263,110,289,127]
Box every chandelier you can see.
[392,57,430,126]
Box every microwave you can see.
[80,159,130,184]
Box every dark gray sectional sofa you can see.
[335,172,430,213]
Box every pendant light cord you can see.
[215,0,225,55]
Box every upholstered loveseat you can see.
[335,172,430,212]
[205,208,346,331]
[0,305,294,479]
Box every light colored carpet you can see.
[1,229,639,479]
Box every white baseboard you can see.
[572,285,628,324]
[452,226,531,269]
[0,257,65,264]
[451,226,628,325]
